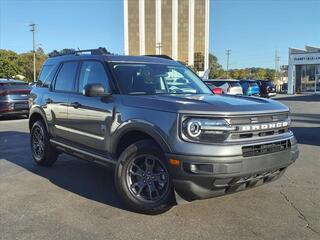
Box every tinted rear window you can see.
[0,82,30,100]
[229,82,241,87]
[54,62,78,92]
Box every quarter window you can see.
[54,62,78,92]
[78,61,110,93]
[38,65,54,87]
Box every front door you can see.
[66,60,114,152]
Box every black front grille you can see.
[229,113,289,125]
[242,140,291,157]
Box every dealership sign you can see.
[291,53,320,65]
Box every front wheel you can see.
[115,140,174,214]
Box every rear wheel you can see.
[30,120,58,166]
[115,140,174,214]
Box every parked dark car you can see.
[239,80,260,96]
[257,80,276,98]
[29,49,298,214]
[0,79,31,118]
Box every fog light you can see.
[190,164,197,173]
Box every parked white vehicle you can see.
[204,79,243,95]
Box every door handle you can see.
[70,102,82,108]
[45,98,53,104]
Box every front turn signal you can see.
[169,159,180,166]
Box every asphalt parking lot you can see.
[0,94,319,240]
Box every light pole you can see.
[156,42,162,55]
[226,49,231,79]
[29,24,36,82]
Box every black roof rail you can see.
[74,48,109,55]
[49,48,109,58]
[144,55,173,60]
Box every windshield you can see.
[110,63,212,95]
[266,81,275,87]
[230,82,241,87]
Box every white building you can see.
[288,46,320,94]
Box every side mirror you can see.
[83,84,111,97]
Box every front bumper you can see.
[166,140,299,201]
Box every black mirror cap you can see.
[83,84,111,97]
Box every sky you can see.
[0,0,319,69]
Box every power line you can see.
[29,23,36,82]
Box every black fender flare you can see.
[110,120,172,156]
[29,106,49,132]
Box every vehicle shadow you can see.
[0,131,129,212]
[0,115,28,121]
[290,127,320,146]
[275,94,320,102]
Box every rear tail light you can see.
[0,89,30,95]
[212,87,223,95]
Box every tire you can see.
[115,140,174,214]
[30,120,58,166]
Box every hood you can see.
[121,94,289,115]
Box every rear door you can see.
[45,61,79,139]
[66,60,114,151]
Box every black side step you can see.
[50,139,116,167]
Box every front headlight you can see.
[181,117,236,143]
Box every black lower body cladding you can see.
[166,139,299,201]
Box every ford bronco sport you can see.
[29,49,299,214]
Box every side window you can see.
[38,65,55,88]
[78,61,110,93]
[38,65,52,82]
[54,62,78,92]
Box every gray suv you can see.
[29,50,299,214]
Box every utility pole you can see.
[226,49,231,79]
[29,24,36,82]
[275,49,280,81]
[156,42,162,55]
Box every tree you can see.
[19,50,47,82]
[0,58,22,78]
[208,53,223,79]
[0,49,47,82]
[0,50,23,78]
